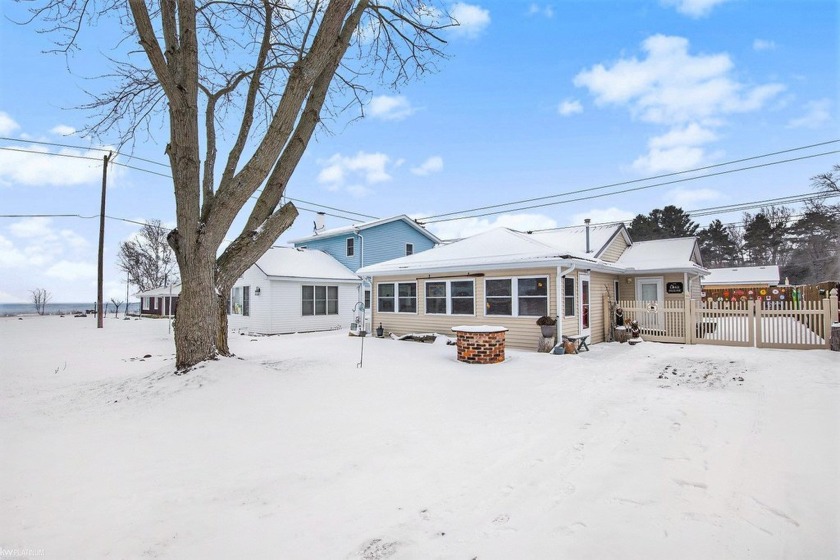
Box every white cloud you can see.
[45,260,97,281]
[787,98,832,129]
[569,208,636,226]
[0,234,27,268]
[665,187,723,207]
[450,3,490,39]
[660,0,731,18]
[527,4,554,18]
[425,213,558,240]
[752,39,776,52]
[575,35,785,173]
[0,143,117,187]
[632,146,707,174]
[367,95,415,121]
[9,217,54,239]
[648,123,718,149]
[0,289,27,303]
[317,152,392,195]
[411,156,444,176]
[50,124,77,136]
[557,99,583,116]
[0,111,20,136]
[574,35,784,124]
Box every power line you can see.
[0,136,170,168]
[0,144,376,220]
[421,149,840,224]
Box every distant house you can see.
[228,247,361,335]
[700,265,783,303]
[289,214,441,314]
[701,265,781,288]
[357,222,707,350]
[136,284,180,316]
[289,214,440,272]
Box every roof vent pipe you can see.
[314,212,325,233]
[584,218,591,253]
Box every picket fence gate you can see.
[608,289,839,350]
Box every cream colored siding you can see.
[590,272,619,343]
[560,273,579,338]
[370,268,558,350]
[599,234,629,263]
[664,273,688,301]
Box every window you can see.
[398,283,417,313]
[302,285,339,316]
[405,243,414,256]
[451,281,474,314]
[242,286,250,316]
[377,282,417,313]
[230,286,250,316]
[517,277,548,316]
[564,277,575,317]
[426,282,447,314]
[425,280,475,315]
[346,237,355,257]
[364,289,371,310]
[485,277,547,316]
[377,283,395,312]
[486,279,512,315]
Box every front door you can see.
[635,277,664,331]
[579,273,591,337]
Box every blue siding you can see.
[294,220,435,272]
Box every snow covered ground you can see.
[1,316,838,559]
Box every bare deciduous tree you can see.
[117,220,179,292]
[31,288,52,315]
[110,298,124,318]
[23,0,453,369]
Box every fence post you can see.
[751,300,759,348]
[830,288,839,324]
[685,294,694,344]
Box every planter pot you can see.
[540,325,555,337]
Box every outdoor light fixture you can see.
[255,287,261,296]
[626,277,633,284]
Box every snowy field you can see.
[1,316,838,559]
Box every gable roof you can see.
[358,226,707,277]
[136,284,181,298]
[357,227,611,276]
[616,237,706,274]
[254,247,360,281]
[702,265,780,286]
[289,214,441,244]
[529,223,631,258]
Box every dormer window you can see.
[346,237,355,257]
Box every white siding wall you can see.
[229,266,360,334]
[267,280,358,334]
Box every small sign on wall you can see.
[666,282,684,294]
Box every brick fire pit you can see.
[451,325,508,364]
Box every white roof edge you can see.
[289,214,441,244]
[359,259,707,278]
[266,275,361,283]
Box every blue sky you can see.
[0,0,837,302]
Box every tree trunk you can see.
[173,254,219,370]
[216,289,231,357]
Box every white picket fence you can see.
[610,291,838,350]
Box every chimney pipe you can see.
[314,212,325,233]
[584,218,591,253]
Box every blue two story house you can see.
[289,214,441,317]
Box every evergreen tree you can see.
[628,206,699,241]
[698,219,740,268]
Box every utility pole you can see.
[97,152,112,329]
